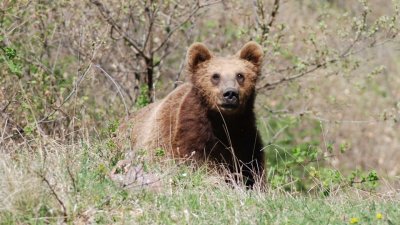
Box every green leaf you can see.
[4,47,17,59]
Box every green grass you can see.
[133,192,399,225]
[1,137,399,225]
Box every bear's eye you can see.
[236,73,245,83]
[211,73,220,84]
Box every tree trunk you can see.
[145,57,154,102]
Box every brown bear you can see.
[118,42,265,188]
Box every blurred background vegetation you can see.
[1,0,400,194]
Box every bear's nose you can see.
[223,88,239,103]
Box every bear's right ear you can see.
[187,43,212,72]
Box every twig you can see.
[66,164,77,193]
[151,0,221,54]
[264,106,392,125]
[173,58,186,89]
[1,99,12,112]
[36,171,68,223]
[258,60,329,90]
[0,111,25,137]
[252,0,264,28]
[267,0,280,30]
[94,64,130,117]
[0,117,8,147]
[142,3,158,53]
[253,0,280,43]
[341,1,368,57]
[258,37,396,91]
[37,62,93,124]
[257,2,373,91]
[264,0,280,43]
[90,0,148,60]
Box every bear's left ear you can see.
[237,41,264,68]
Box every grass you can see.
[1,137,399,224]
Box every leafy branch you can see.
[90,0,220,101]
[257,1,399,91]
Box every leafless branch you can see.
[37,62,93,124]
[94,64,130,117]
[265,0,280,41]
[66,164,77,192]
[90,0,148,60]
[36,171,68,223]
[0,117,9,146]
[153,36,181,68]
[1,99,12,112]
[253,0,280,43]
[258,36,397,91]
[173,58,186,89]
[151,0,221,54]
[252,0,263,28]
[142,4,158,53]
[0,108,25,138]
[258,59,331,91]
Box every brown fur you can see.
[118,42,265,187]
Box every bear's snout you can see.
[222,88,239,109]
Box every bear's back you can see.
[120,83,192,155]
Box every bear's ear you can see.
[187,43,212,72]
[237,41,264,68]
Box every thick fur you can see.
[119,42,265,187]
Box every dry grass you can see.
[1,134,399,224]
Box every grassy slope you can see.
[0,139,399,225]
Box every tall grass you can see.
[1,133,399,224]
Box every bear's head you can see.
[186,42,263,115]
